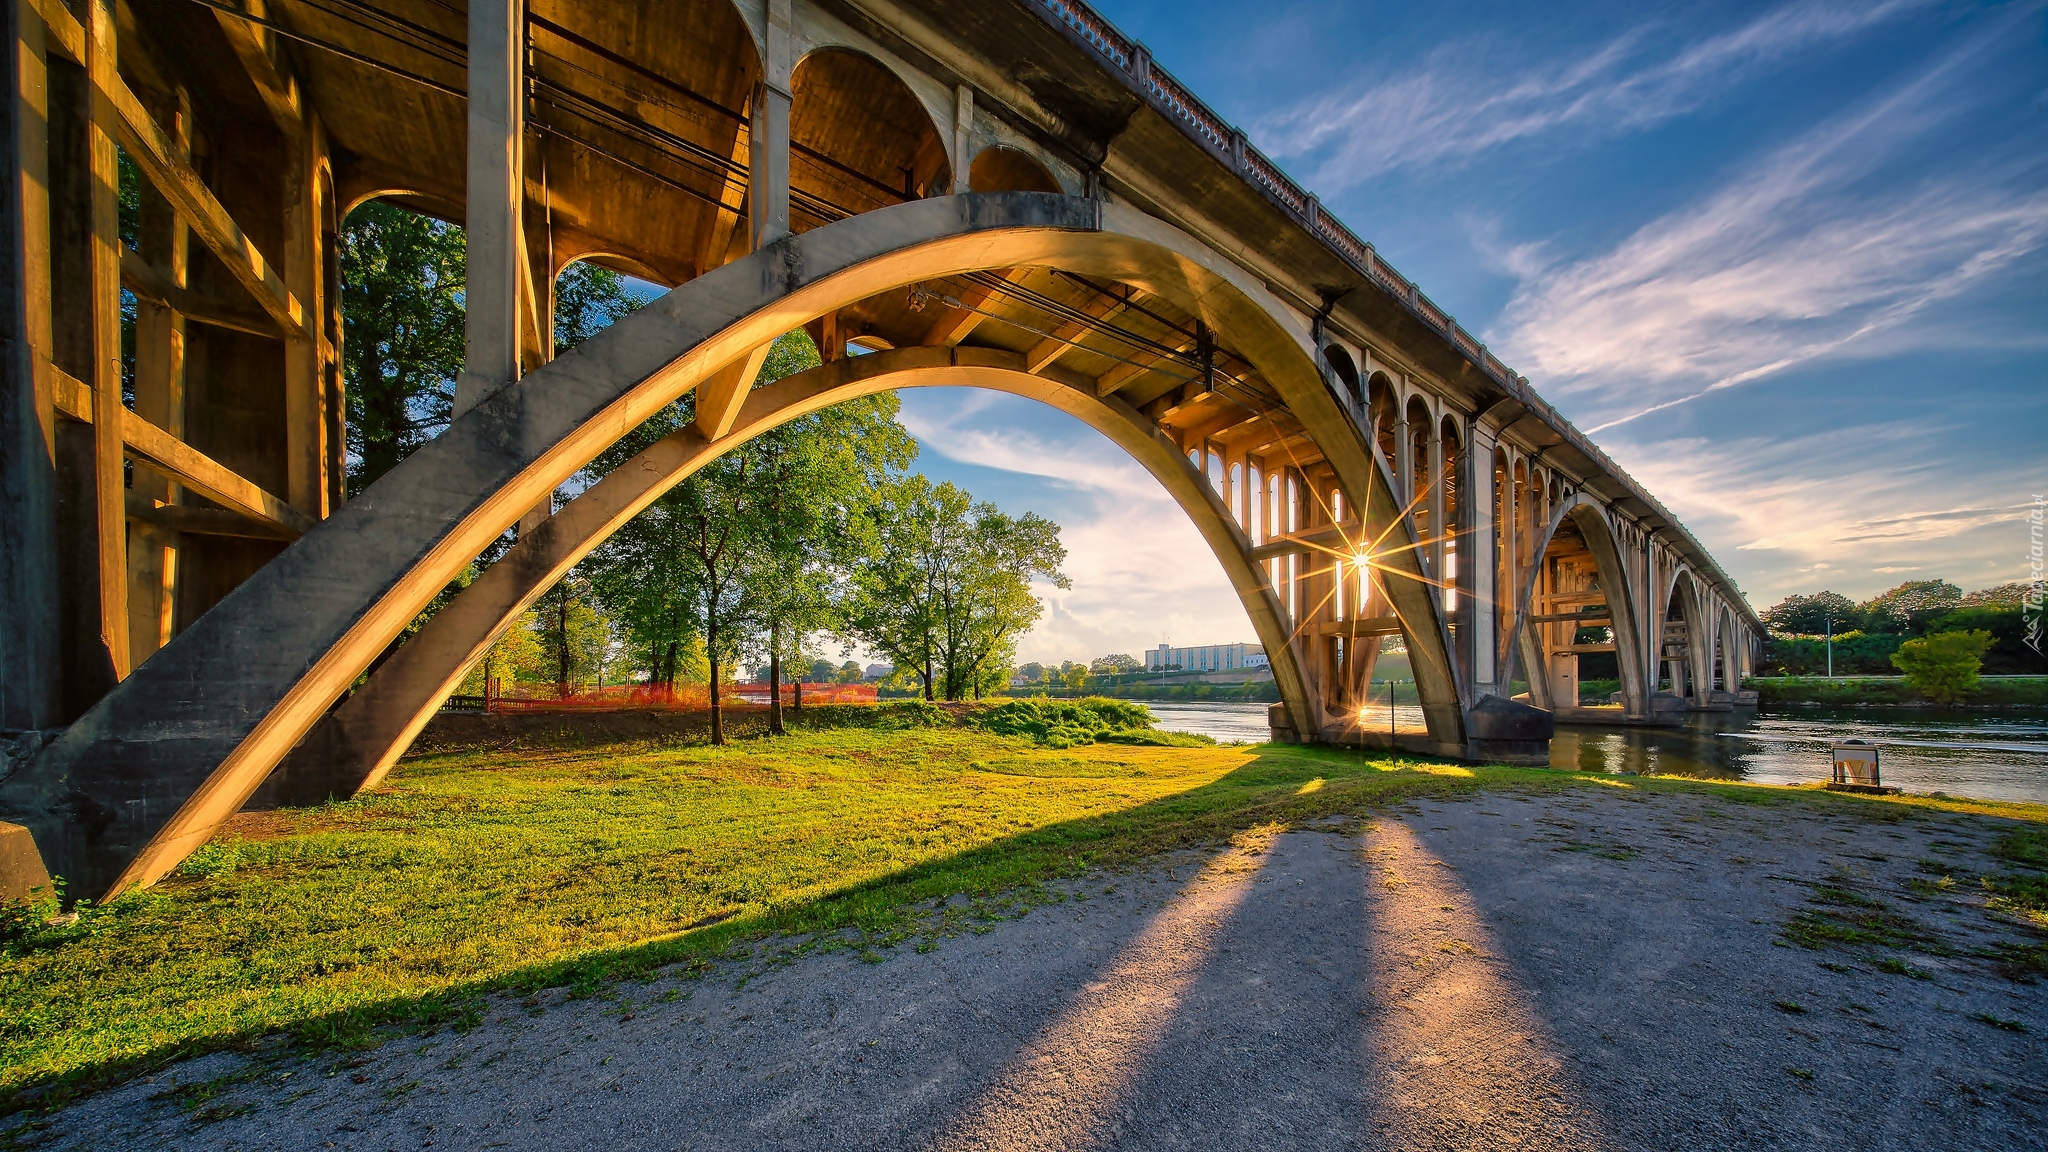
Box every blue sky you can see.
[898,0,2048,665]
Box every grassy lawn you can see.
[4,709,2045,1109]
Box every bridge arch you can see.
[266,346,1309,805]
[1366,372,1398,469]
[1659,566,1711,701]
[1503,494,1650,719]
[968,147,1061,195]
[13,193,1463,899]
[1719,602,1744,692]
[789,48,952,229]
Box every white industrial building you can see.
[1144,642,1268,673]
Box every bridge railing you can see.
[1032,0,1759,627]
[1037,1,1497,388]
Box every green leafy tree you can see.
[1062,662,1089,691]
[840,477,1067,701]
[838,474,955,700]
[339,203,467,495]
[1017,661,1046,685]
[1928,605,2041,674]
[742,336,916,731]
[553,261,645,354]
[936,506,1066,700]
[457,607,546,695]
[339,212,646,496]
[533,572,611,697]
[1890,630,1991,704]
[1762,591,1858,637]
[1091,653,1140,675]
[1860,580,1963,635]
[583,332,913,740]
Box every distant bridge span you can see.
[0,0,1762,898]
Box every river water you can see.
[1140,700,2048,806]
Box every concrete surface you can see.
[17,787,2045,1150]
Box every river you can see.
[1139,700,2048,806]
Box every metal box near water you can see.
[1826,739,1897,794]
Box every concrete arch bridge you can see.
[0,0,1762,900]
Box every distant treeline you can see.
[1758,580,2040,676]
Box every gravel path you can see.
[19,787,2046,1151]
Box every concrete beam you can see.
[5,194,1381,898]
[455,0,524,418]
[0,4,61,729]
[50,365,312,536]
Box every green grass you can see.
[2,719,2043,1111]
[0,727,1510,1105]
[1743,675,2048,708]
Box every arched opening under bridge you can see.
[14,193,1531,902]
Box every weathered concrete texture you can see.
[23,788,2044,1150]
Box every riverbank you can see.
[1746,676,2048,708]
[13,780,2047,1150]
[3,720,2044,1123]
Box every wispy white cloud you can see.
[1255,0,1927,188]
[1490,11,2048,430]
[898,391,1256,663]
[1597,421,2038,605]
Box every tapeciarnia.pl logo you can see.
[2026,494,2044,656]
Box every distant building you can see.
[863,663,894,681]
[1144,642,1267,673]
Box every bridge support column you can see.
[1,6,63,733]
[1425,419,1444,584]
[749,0,793,247]
[1462,424,1499,695]
[1392,412,1411,506]
[456,0,525,420]
[950,85,973,195]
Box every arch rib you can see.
[2,192,1475,898]
[261,346,1319,806]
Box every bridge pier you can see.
[0,0,1763,903]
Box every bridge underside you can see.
[0,0,1756,903]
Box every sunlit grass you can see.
[2,721,2041,1107]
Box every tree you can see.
[742,336,916,731]
[840,476,1067,702]
[1017,661,1046,685]
[340,203,466,495]
[1860,580,1962,635]
[838,474,954,701]
[936,505,1066,699]
[1761,591,1858,637]
[1929,605,2041,674]
[583,332,914,740]
[836,659,862,683]
[1062,663,1089,691]
[339,212,646,496]
[457,607,546,696]
[1091,653,1140,675]
[1890,630,1991,704]
[533,571,610,697]
[1960,583,2029,610]
[553,261,644,354]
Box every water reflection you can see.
[1141,700,2048,806]
[1553,707,2048,804]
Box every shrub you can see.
[1928,606,2043,674]
[1890,630,1991,704]
[1760,631,1903,676]
[972,697,1155,749]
